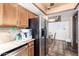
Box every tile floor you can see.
[47,39,78,56]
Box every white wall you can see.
[0,27,18,44]
[48,22,70,42]
[47,10,75,42]
[61,13,73,42]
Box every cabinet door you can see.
[0,4,3,25]
[28,45,34,56]
[18,6,28,28]
[7,45,28,56]
[28,41,34,56]
[28,11,36,19]
[15,46,28,56]
[28,11,32,19]
[3,4,18,26]
[31,13,36,18]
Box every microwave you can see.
[16,29,32,41]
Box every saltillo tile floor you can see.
[47,39,78,56]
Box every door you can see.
[40,19,47,56]
[44,20,48,55]
[73,11,78,54]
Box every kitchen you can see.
[0,3,78,56]
[0,3,39,56]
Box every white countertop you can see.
[0,39,35,55]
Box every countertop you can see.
[0,39,35,55]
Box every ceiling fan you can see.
[47,3,54,10]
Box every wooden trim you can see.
[47,9,73,15]
[33,3,46,15]
[0,25,17,27]
[28,9,37,16]
[32,3,79,15]
[74,3,79,9]
[17,4,37,16]
[48,4,79,15]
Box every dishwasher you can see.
[6,45,28,56]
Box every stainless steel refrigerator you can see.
[29,16,47,56]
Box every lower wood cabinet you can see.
[15,46,28,56]
[28,41,34,56]
[6,41,34,56]
[16,41,34,56]
[7,45,28,56]
[28,45,34,56]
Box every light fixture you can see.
[45,15,48,20]
[47,3,54,10]
[48,19,56,22]
[43,15,48,20]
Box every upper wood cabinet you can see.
[0,4,37,28]
[28,11,37,19]
[18,6,28,28]
[0,4,3,25]
[3,4,18,26]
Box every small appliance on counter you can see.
[16,29,32,41]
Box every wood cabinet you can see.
[6,41,34,56]
[7,45,28,56]
[0,4,3,25]
[3,4,18,26]
[16,41,34,56]
[0,4,37,28]
[18,6,28,28]
[0,4,29,28]
[3,4,28,28]
[28,11,37,19]
[15,45,28,56]
[28,41,34,56]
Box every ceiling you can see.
[41,3,67,9]
[18,3,78,16]
[34,3,77,14]
[18,3,45,16]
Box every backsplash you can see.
[0,27,18,42]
